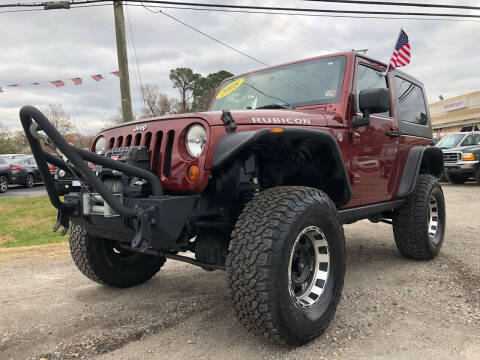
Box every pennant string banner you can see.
[0,71,119,93]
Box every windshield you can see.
[435,133,465,148]
[211,56,346,111]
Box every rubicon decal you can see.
[133,124,147,132]
[252,117,311,125]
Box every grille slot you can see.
[443,152,461,163]
[163,130,175,178]
[116,136,123,147]
[151,131,163,176]
[144,132,152,148]
[108,137,115,149]
[125,135,132,146]
[134,133,142,146]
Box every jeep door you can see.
[350,58,398,202]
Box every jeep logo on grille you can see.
[133,124,147,132]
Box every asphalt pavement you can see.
[1,184,47,198]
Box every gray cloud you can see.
[0,1,479,133]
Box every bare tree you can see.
[140,85,176,118]
[42,104,73,135]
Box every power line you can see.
[300,0,480,11]
[148,9,269,66]
[123,3,480,24]
[101,1,480,19]
[2,1,480,19]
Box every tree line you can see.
[0,67,233,153]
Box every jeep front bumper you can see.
[19,105,199,252]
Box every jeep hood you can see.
[102,108,343,132]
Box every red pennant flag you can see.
[71,77,82,86]
[110,71,120,77]
[91,74,104,82]
[50,80,65,87]
[0,87,3,93]
[8,83,21,87]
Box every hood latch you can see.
[221,110,237,132]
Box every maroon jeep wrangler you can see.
[20,51,445,346]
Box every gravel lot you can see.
[0,183,479,360]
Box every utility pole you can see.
[113,1,133,123]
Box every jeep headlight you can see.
[186,124,207,158]
[94,136,106,154]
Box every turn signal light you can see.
[187,165,200,182]
[270,128,284,133]
[462,153,475,161]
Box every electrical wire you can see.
[124,4,146,107]
[300,0,480,11]
[2,1,480,19]
[153,9,269,66]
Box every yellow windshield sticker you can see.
[216,78,244,99]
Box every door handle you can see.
[386,130,400,138]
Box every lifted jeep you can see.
[20,51,445,346]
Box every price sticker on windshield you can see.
[216,78,244,99]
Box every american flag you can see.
[50,80,65,87]
[91,74,104,82]
[389,30,411,68]
[110,71,120,77]
[71,77,83,86]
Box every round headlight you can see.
[186,125,207,158]
[94,136,106,154]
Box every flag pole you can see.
[385,27,403,74]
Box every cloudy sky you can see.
[0,0,479,134]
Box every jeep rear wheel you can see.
[226,186,345,346]
[69,224,165,288]
[393,174,446,260]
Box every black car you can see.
[6,156,44,188]
[0,157,12,193]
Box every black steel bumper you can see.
[19,105,198,251]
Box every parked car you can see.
[0,157,12,193]
[436,132,480,184]
[5,156,44,188]
[20,51,445,346]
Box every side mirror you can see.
[354,88,391,128]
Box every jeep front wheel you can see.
[393,174,446,260]
[226,186,345,346]
[69,224,165,288]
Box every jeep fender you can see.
[397,146,444,198]
[212,128,352,207]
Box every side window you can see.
[355,64,390,117]
[474,134,480,145]
[461,134,476,146]
[394,77,428,126]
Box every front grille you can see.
[443,152,461,163]
[106,128,176,178]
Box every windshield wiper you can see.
[255,104,290,109]
[242,82,290,108]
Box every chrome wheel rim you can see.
[26,175,33,187]
[0,178,6,192]
[288,226,330,308]
[428,194,440,244]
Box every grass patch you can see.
[0,196,67,248]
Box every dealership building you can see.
[429,90,480,134]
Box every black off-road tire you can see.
[445,172,468,184]
[392,174,446,260]
[24,173,35,188]
[0,176,8,193]
[69,224,165,288]
[226,186,345,346]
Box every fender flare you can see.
[212,128,352,207]
[397,146,443,198]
